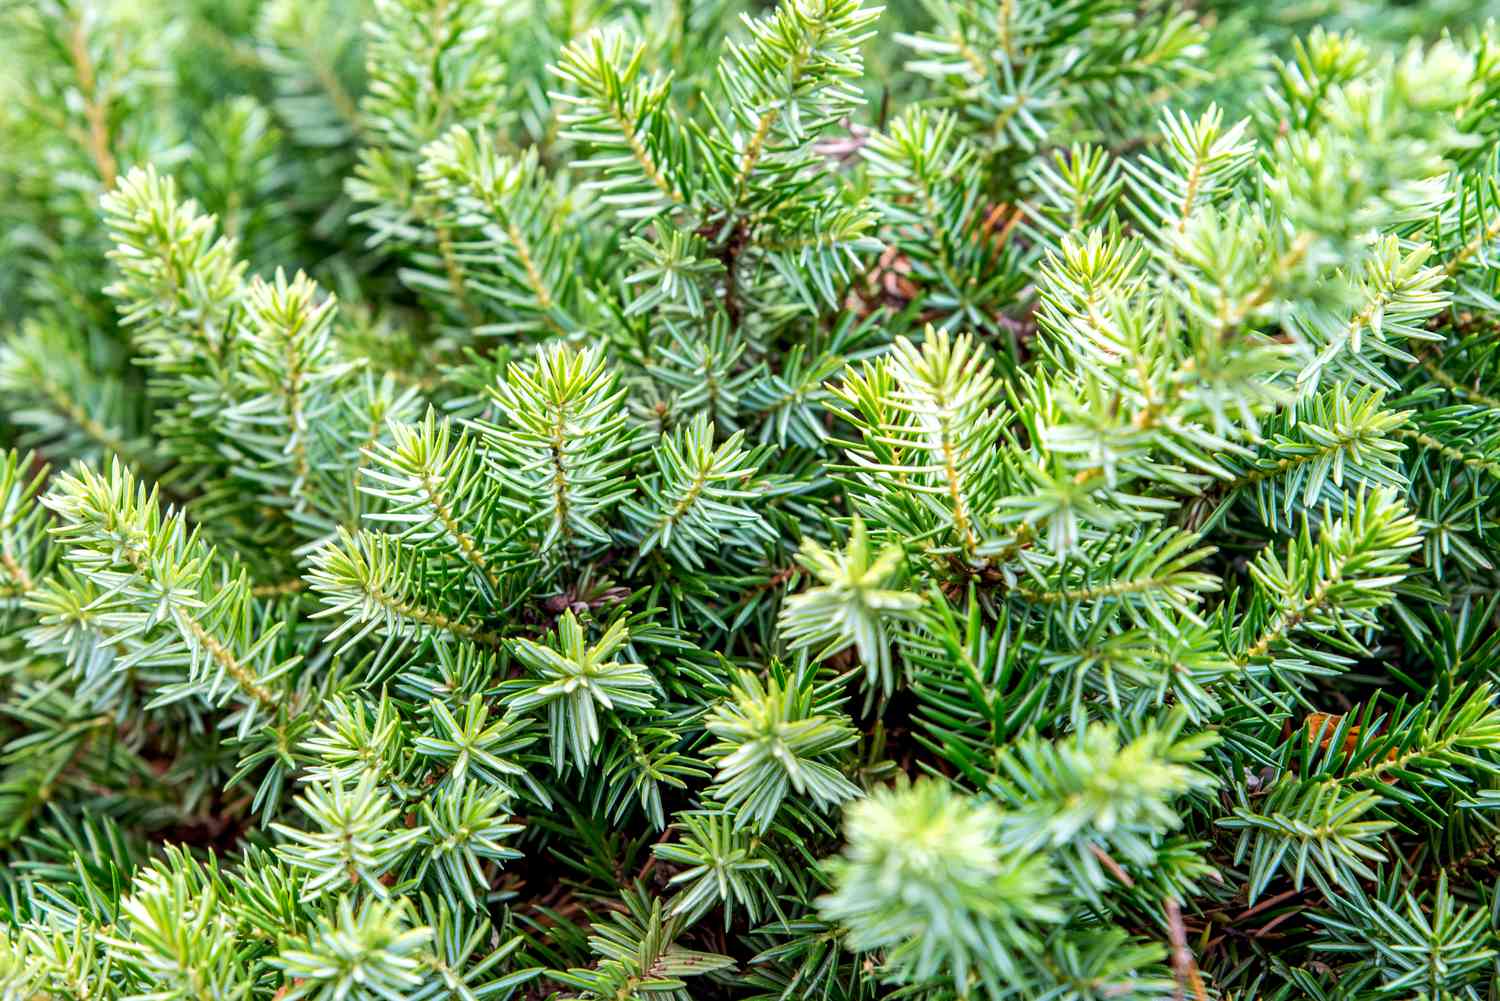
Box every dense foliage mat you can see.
[4,0,1500,998]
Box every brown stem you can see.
[67,14,117,189]
[0,552,34,595]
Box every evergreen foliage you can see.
[4,1,1500,998]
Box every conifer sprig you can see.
[3,2,1500,999]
